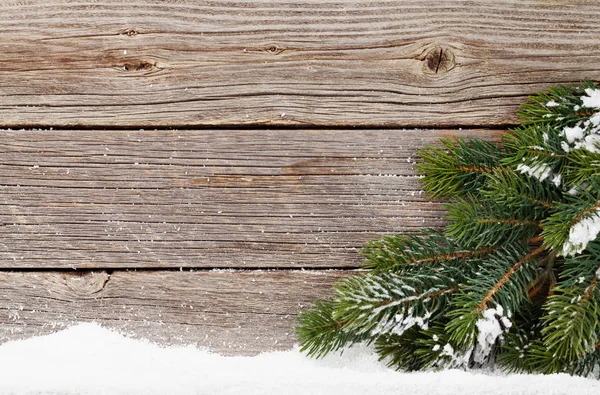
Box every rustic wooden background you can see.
[1,0,599,355]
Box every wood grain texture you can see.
[1,128,502,269]
[0,0,599,127]
[0,270,347,355]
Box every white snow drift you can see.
[0,323,598,395]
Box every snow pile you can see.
[554,89,600,255]
[560,125,600,153]
[371,307,431,337]
[582,88,600,110]
[562,209,600,255]
[560,89,600,153]
[0,324,599,395]
[516,163,562,187]
[474,306,512,364]
[439,342,472,369]
[564,125,586,143]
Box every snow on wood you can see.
[0,270,347,355]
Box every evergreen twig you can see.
[296,81,600,377]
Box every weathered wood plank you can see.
[0,129,500,269]
[0,0,598,127]
[0,270,346,355]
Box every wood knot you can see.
[121,29,139,37]
[264,44,284,55]
[64,271,111,296]
[422,47,455,75]
[123,61,156,72]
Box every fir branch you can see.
[362,229,496,273]
[445,244,541,356]
[582,277,599,303]
[331,269,462,338]
[476,246,545,312]
[375,331,425,371]
[571,201,600,226]
[297,81,600,377]
[418,138,506,198]
[527,342,600,376]
[501,123,568,190]
[502,123,567,163]
[540,243,600,364]
[445,197,541,247]
[498,336,540,374]
[496,301,545,374]
[481,169,560,218]
[375,326,447,371]
[566,149,600,188]
[518,80,599,128]
[541,186,600,255]
[296,299,370,359]
[541,285,599,365]
[572,347,600,377]
[476,218,540,227]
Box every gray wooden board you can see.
[0,270,347,355]
[0,0,599,127]
[0,128,502,269]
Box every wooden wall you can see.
[1,0,599,354]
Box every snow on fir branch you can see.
[296,80,600,377]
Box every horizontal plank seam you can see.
[0,267,364,273]
[0,124,515,132]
